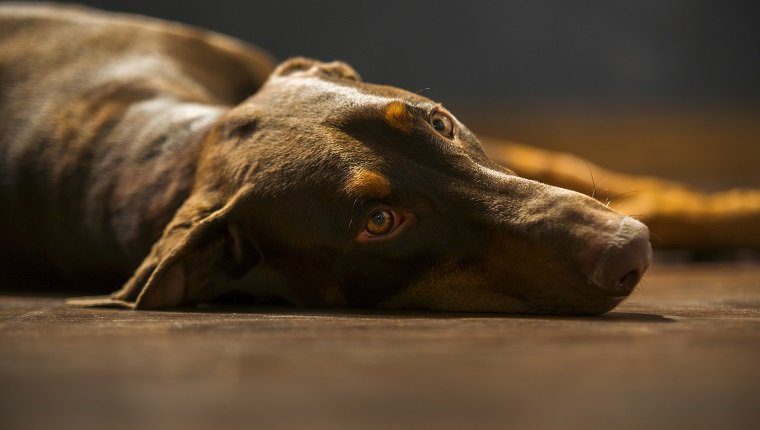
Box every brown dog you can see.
[0,5,752,314]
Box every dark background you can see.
[52,0,760,105]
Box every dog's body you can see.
[0,4,274,281]
[0,4,756,314]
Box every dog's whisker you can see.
[347,196,362,230]
[606,190,643,210]
[584,161,597,200]
[609,190,640,201]
[414,87,435,95]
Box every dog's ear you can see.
[67,189,260,309]
[273,57,362,81]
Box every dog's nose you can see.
[588,217,652,296]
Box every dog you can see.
[0,4,756,314]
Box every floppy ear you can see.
[273,57,362,81]
[66,189,260,309]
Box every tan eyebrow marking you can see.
[344,169,391,199]
[384,101,414,132]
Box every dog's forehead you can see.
[267,74,434,112]
[251,72,492,187]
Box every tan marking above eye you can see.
[344,169,391,199]
[384,101,414,132]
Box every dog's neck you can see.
[3,90,226,275]
[95,97,227,266]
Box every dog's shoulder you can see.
[0,3,276,104]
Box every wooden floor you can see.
[1,258,759,430]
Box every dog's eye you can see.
[365,209,396,236]
[430,110,454,138]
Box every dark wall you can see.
[53,1,760,104]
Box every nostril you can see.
[617,270,640,292]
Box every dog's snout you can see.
[588,217,652,297]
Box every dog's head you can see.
[75,58,651,315]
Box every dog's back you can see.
[0,4,275,281]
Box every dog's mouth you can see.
[500,226,652,316]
